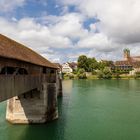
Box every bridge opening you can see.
[0,66,16,75]
[43,67,47,74]
[0,66,28,75]
[16,68,28,75]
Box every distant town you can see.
[54,49,140,79]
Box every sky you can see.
[0,0,140,63]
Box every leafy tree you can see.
[87,57,98,72]
[91,58,98,70]
[77,55,88,71]
[98,61,113,70]
[78,55,98,72]
[98,61,106,70]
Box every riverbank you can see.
[63,74,140,80]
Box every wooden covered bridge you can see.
[0,34,62,124]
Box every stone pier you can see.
[57,78,63,97]
[6,83,58,124]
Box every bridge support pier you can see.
[57,78,63,97]
[6,83,58,124]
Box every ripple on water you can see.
[1,80,140,140]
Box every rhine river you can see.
[1,80,140,140]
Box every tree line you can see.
[76,55,113,79]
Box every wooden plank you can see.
[0,75,41,102]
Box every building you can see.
[62,62,73,73]
[61,62,77,73]
[123,48,140,61]
[68,62,77,71]
[112,49,140,74]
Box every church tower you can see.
[124,48,130,61]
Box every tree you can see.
[98,61,106,70]
[98,61,113,70]
[86,58,93,72]
[77,55,88,71]
[90,58,98,70]
[77,55,98,72]
[86,57,98,72]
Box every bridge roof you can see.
[0,34,57,69]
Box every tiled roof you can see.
[68,62,77,68]
[0,34,57,69]
[115,61,132,66]
[53,63,62,69]
[115,60,140,68]
[132,56,140,58]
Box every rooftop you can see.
[0,34,57,69]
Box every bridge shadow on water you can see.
[1,80,73,140]
[6,97,68,140]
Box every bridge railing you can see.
[0,75,41,102]
[0,74,57,102]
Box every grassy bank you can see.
[63,73,140,80]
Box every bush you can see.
[134,72,140,79]
[77,73,87,79]
[77,68,87,79]
[92,70,97,75]
[102,67,112,79]
[73,70,78,74]
[78,68,85,74]
[113,73,121,79]
[63,73,74,79]
[97,70,103,79]
[97,67,112,79]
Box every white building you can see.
[62,63,73,73]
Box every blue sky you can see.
[0,0,140,63]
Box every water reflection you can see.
[6,80,72,140]
[6,97,67,140]
[1,80,140,140]
[62,80,73,95]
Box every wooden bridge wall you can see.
[0,74,56,102]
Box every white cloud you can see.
[59,0,140,44]
[0,17,73,62]
[0,0,26,12]
[77,33,122,52]
[49,13,88,39]
[2,0,140,62]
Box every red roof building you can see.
[112,49,140,72]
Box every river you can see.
[1,79,140,140]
